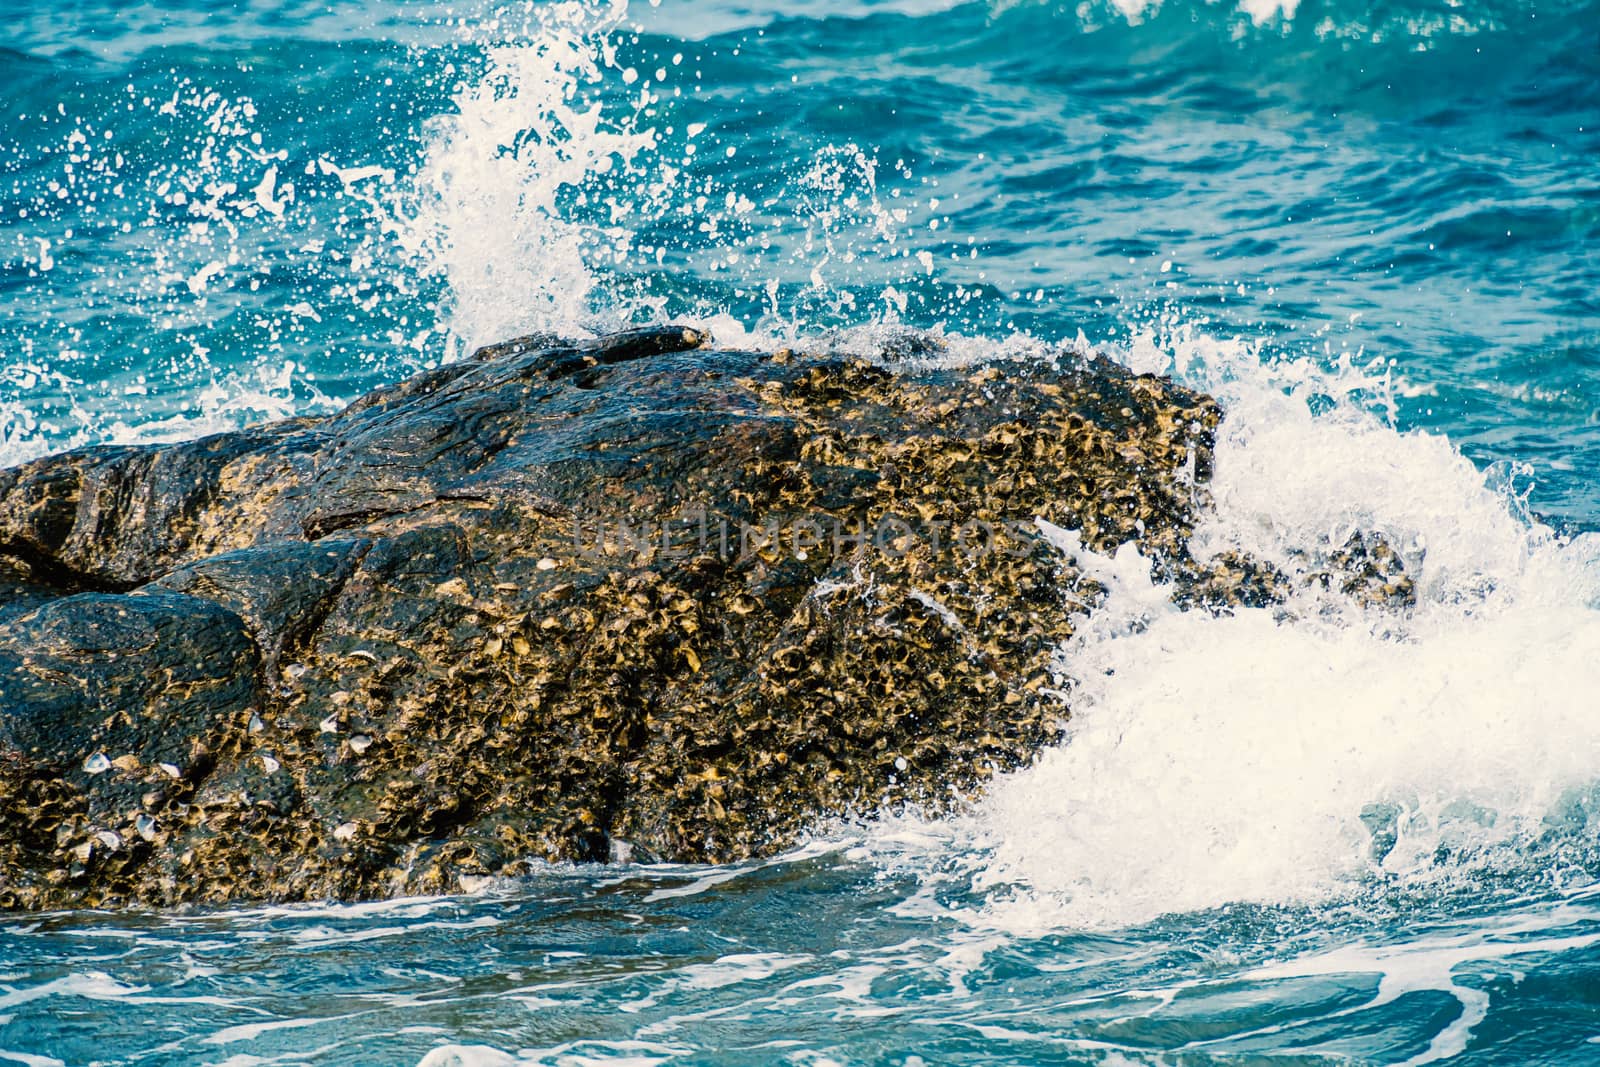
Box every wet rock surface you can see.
[1,326,1241,908]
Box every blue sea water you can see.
[3,0,1600,1062]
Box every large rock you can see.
[0,326,1225,908]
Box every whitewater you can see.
[2,0,1598,1061]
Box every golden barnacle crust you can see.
[0,325,1384,909]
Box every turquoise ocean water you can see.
[3,0,1600,1062]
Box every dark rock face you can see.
[0,327,1225,909]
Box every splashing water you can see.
[392,0,666,347]
[4,0,1600,1061]
[884,328,1600,932]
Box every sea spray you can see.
[391,0,666,348]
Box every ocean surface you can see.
[2,0,1599,1062]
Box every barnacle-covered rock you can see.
[0,326,1238,909]
[1312,531,1418,609]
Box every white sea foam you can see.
[992,0,1301,26]
[861,325,1600,932]
[417,1040,690,1067]
[418,1046,520,1067]
[630,0,974,40]
[0,1050,66,1067]
[0,972,150,1010]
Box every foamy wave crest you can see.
[991,0,1301,27]
[1100,0,1301,25]
[990,0,1535,38]
[862,326,1600,931]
